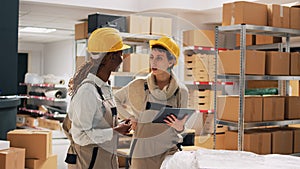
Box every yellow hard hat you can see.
[149,36,180,65]
[87,27,130,53]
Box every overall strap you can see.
[72,80,105,101]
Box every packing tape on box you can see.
[280,5,283,17]
[230,3,235,25]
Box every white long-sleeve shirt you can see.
[68,73,113,146]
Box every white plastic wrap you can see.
[161,148,300,169]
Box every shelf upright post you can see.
[285,34,291,96]
[213,26,219,149]
[238,24,246,151]
[277,42,283,96]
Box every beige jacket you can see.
[114,71,189,158]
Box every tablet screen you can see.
[152,107,196,123]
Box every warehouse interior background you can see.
[18,0,300,81]
[1,0,300,168]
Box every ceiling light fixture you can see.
[281,1,299,7]
[19,27,56,33]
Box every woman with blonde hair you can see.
[114,36,189,169]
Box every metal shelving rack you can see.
[183,45,235,136]
[214,24,300,151]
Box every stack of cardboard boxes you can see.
[212,1,300,155]
[216,95,300,122]
[224,127,300,155]
[75,14,173,73]
[0,140,25,169]
[7,130,57,169]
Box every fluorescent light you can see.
[19,27,56,33]
[282,1,299,7]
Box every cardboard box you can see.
[0,147,25,169]
[263,96,285,121]
[217,96,263,122]
[267,4,290,28]
[256,35,282,45]
[38,118,61,130]
[7,129,52,160]
[127,15,151,34]
[236,34,255,46]
[222,1,267,26]
[271,129,293,154]
[285,96,300,119]
[75,22,88,40]
[122,53,149,73]
[266,51,290,75]
[25,154,57,169]
[194,134,224,149]
[183,30,215,47]
[247,80,278,89]
[218,50,265,75]
[25,116,39,127]
[224,130,271,154]
[290,52,300,75]
[290,6,300,30]
[294,129,300,153]
[151,17,172,36]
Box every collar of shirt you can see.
[86,73,112,99]
[86,73,110,88]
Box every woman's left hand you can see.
[164,114,188,132]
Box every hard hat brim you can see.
[87,44,131,53]
[149,40,177,58]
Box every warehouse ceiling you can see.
[18,0,299,44]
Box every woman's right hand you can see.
[113,122,131,135]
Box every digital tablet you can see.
[152,107,196,123]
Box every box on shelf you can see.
[270,129,293,154]
[290,5,300,30]
[194,133,225,149]
[247,80,278,89]
[222,1,267,26]
[265,51,290,75]
[88,13,127,33]
[150,16,172,36]
[0,147,25,169]
[218,50,266,75]
[290,52,300,75]
[224,130,271,154]
[127,15,151,34]
[122,53,149,73]
[184,54,209,69]
[38,118,62,130]
[217,96,263,122]
[255,35,282,45]
[75,22,88,40]
[262,96,285,121]
[236,34,255,46]
[294,129,300,153]
[267,4,290,28]
[183,30,215,47]
[285,96,300,119]
[7,129,52,160]
[25,154,57,169]
[196,102,211,110]
[25,116,39,128]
